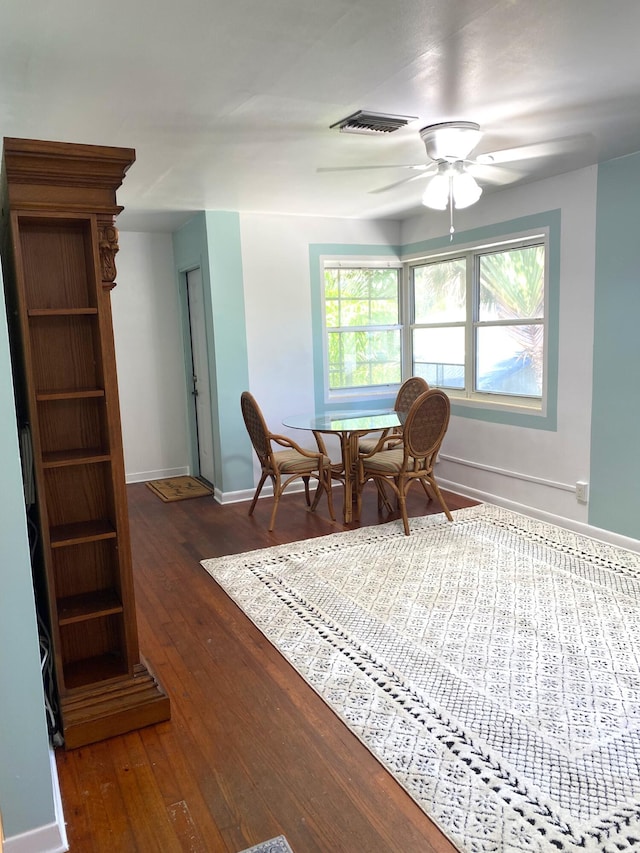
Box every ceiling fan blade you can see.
[317,163,430,173]
[369,168,437,194]
[475,136,579,165]
[467,162,523,186]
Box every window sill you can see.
[447,391,545,417]
[325,387,399,408]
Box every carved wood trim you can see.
[98,221,119,287]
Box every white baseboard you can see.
[4,747,68,853]
[215,487,253,504]
[440,477,640,554]
[125,466,190,484]
[216,480,310,505]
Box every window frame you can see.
[312,214,558,428]
[405,229,550,415]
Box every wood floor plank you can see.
[57,739,139,851]
[106,733,184,853]
[166,800,209,853]
[56,483,477,852]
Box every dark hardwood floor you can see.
[55,481,477,852]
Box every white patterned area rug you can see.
[201,504,640,853]
[237,836,294,853]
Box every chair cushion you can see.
[361,447,405,474]
[359,436,382,454]
[274,448,331,474]
[359,429,402,455]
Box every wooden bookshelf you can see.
[1,137,170,748]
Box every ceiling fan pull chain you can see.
[449,176,455,240]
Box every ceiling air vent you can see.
[330,110,418,135]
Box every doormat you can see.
[237,837,293,853]
[145,475,214,502]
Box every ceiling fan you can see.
[413,120,486,210]
[372,120,498,235]
[320,118,575,235]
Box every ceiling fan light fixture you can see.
[421,171,450,210]
[419,120,482,161]
[452,170,483,209]
[422,159,483,239]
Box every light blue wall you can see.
[173,213,253,494]
[590,151,640,537]
[0,266,57,837]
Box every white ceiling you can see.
[3,0,640,231]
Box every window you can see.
[324,266,402,393]
[320,230,548,412]
[410,236,546,409]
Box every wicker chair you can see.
[358,376,429,455]
[356,388,453,535]
[241,391,336,531]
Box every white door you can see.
[186,268,215,485]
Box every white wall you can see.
[401,166,598,525]
[239,213,401,467]
[111,231,190,482]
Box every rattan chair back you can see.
[402,388,450,464]
[241,391,271,464]
[394,376,429,415]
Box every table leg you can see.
[339,431,365,524]
[339,432,354,523]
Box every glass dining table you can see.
[282,408,401,523]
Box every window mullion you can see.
[467,253,476,397]
[401,264,411,379]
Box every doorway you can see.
[185,268,215,485]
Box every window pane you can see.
[328,329,401,390]
[325,267,399,328]
[340,299,372,327]
[325,300,340,327]
[324,268,340,299]
[414,259,466,323]
[476,324,543,396]
[337,268,397,298]
[412,327,465,389]
[371,299,397,324]
[479,246,544,322]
